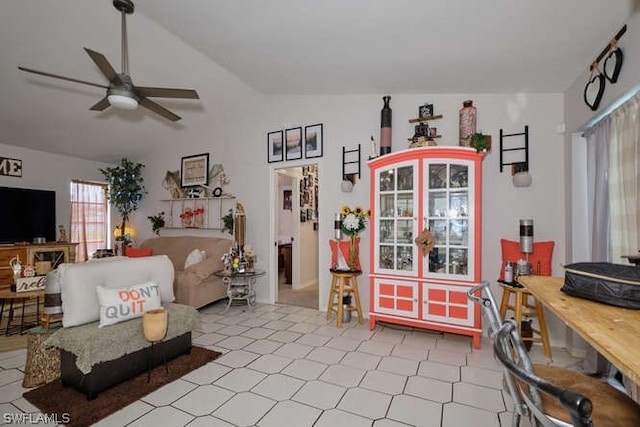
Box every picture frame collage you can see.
[267,123,323,163]
[299,165,318,228]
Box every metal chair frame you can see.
[467,282,594,427]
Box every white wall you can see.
[0,143,114,242]
[565,13,640,136]
[564,12,640,263]
[1,89,568,346]
[254,93,565,329]
[133,91,566,335]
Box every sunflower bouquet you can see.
[339,206,370,270]
[340,206,371,236]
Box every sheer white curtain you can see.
[581,93,640,375]
[609,93,640,261]
[70,180,108,261]
[585,117,611,262]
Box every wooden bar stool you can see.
[499,281,552,359]
[326,269,363,327]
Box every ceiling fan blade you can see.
[136,86,200,99]
[18,66,108,89]
[89,97,111,111]
[139,97,181,122]
[83,48,122,85]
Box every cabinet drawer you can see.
[422,283,475,327]
[0,268,14,287]
[0,248,27,265]
[373,278,419,318]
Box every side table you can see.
[23,326,61,388]
[214,270,265,312]
[0,288,44,335]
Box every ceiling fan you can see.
[18,0,199,122]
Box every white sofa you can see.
[45,255,198,399]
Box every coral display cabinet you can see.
[368,147,484,348]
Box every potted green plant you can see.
[147,211,165,235]
[470,132,490,153]
[221,208,234,235]
[100,158,147,240]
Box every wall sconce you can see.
[342,173,356,192]
[512,162,532,188]
[500,126,532,188]
[342,144,361,192]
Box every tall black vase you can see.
[380,96,392,155]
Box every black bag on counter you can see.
[562,262,640,309]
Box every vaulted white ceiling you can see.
[0,0,635,162]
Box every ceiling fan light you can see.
[108,94,138,110]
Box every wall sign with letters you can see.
[13,276,46,292]
[0,157,22,177]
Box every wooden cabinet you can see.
[368,147,484,348]
[161,196,236,230]
[0,243,77,287]
[0,247,27,287]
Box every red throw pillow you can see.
[499,239,554,280]
[329,238,361,271]
[124,246,153,258]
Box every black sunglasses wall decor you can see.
[603,42,623,84]
[583,25,626,112]
[584,66,606,111]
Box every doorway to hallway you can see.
[274,165,319,309]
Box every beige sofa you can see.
[139,236,233,308]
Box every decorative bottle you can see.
[459,100,476,146]
[380,96,392,155]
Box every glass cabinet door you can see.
[423,161,474,279]
[375,162,418,276]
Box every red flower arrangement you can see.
[179,208,204,219]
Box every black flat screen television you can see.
[0,186,56,244]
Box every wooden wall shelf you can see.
[408,114,443,124]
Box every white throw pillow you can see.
[96,281,162,328]
[184,249,206,269]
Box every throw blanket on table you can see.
[45,303,198,374]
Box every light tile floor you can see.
[0,301,581,426]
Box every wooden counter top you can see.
[518,275,640,384]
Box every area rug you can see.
[23,346,220,427]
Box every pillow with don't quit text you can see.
[96,281,161,327]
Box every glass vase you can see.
[195,213,204,228]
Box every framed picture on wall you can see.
[304,123,323,158]
[267,131,284,163]
[285,127,303,161]
[181,153,209,187]
[283,189,292,210]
